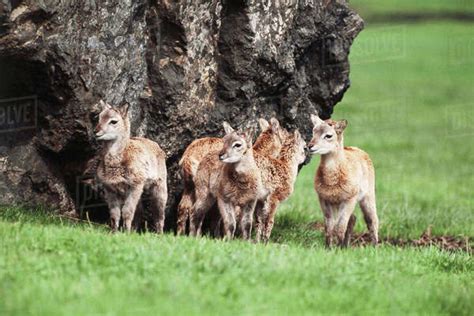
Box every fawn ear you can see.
[117,102,130,117]
[258,118,269,131]
[334,119,348,133]
[294,129,301,140]
[270,117,280,131]
[324,118,335,125]
[310,113,323,127]
[243,127,255,147]
[98,99,111,111]
[279,126,289,142]
[223,121,235,135]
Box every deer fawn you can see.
[254,130,307,243]
[94,100,168,233]
[308,114,378,247]
[176,137,223,235]
[178,118,287,235]
[190,123,266,240]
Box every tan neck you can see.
[104,135,129,157]
[320,142,346,171]
[279,138,299,180]
[232,148,256,175]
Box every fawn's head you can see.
[308,114,347,155]
[94,100,130,141]
[218,122,254,163]
[254,117,288,156]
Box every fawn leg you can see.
[320,199,337,248]
[262,196,280,243]
[254,199,267,242]
[343,214,357,247]
[207,204,223,238]
[359,194,379,245]
[176,187,194,235]
[105,190,121,232]
[233,206,243,238]
[334,197,358,247]
[213,217,223,238]
[122,183,145,233]
[240,200,257,240]
[189,183,213,237]
[217,198,236,240]
[189,194,214,237]
[150,181,167,234]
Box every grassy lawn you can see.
[1,9,473,316]
[0,208,472,316]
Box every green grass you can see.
[1,7,474,316]
[1,207,473,316]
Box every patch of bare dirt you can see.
[310,222,472,253]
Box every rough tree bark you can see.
[0,0,363,229]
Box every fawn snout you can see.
[94,124,104,137]
[218,149,227,161]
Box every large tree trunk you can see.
[0,0,363,229]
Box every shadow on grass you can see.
[304,220,472,254]
[269,212,325,248]
[0,206,108,232]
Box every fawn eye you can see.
[324,134,333,139]
[110,120,119,125]
[233,142,242,149]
